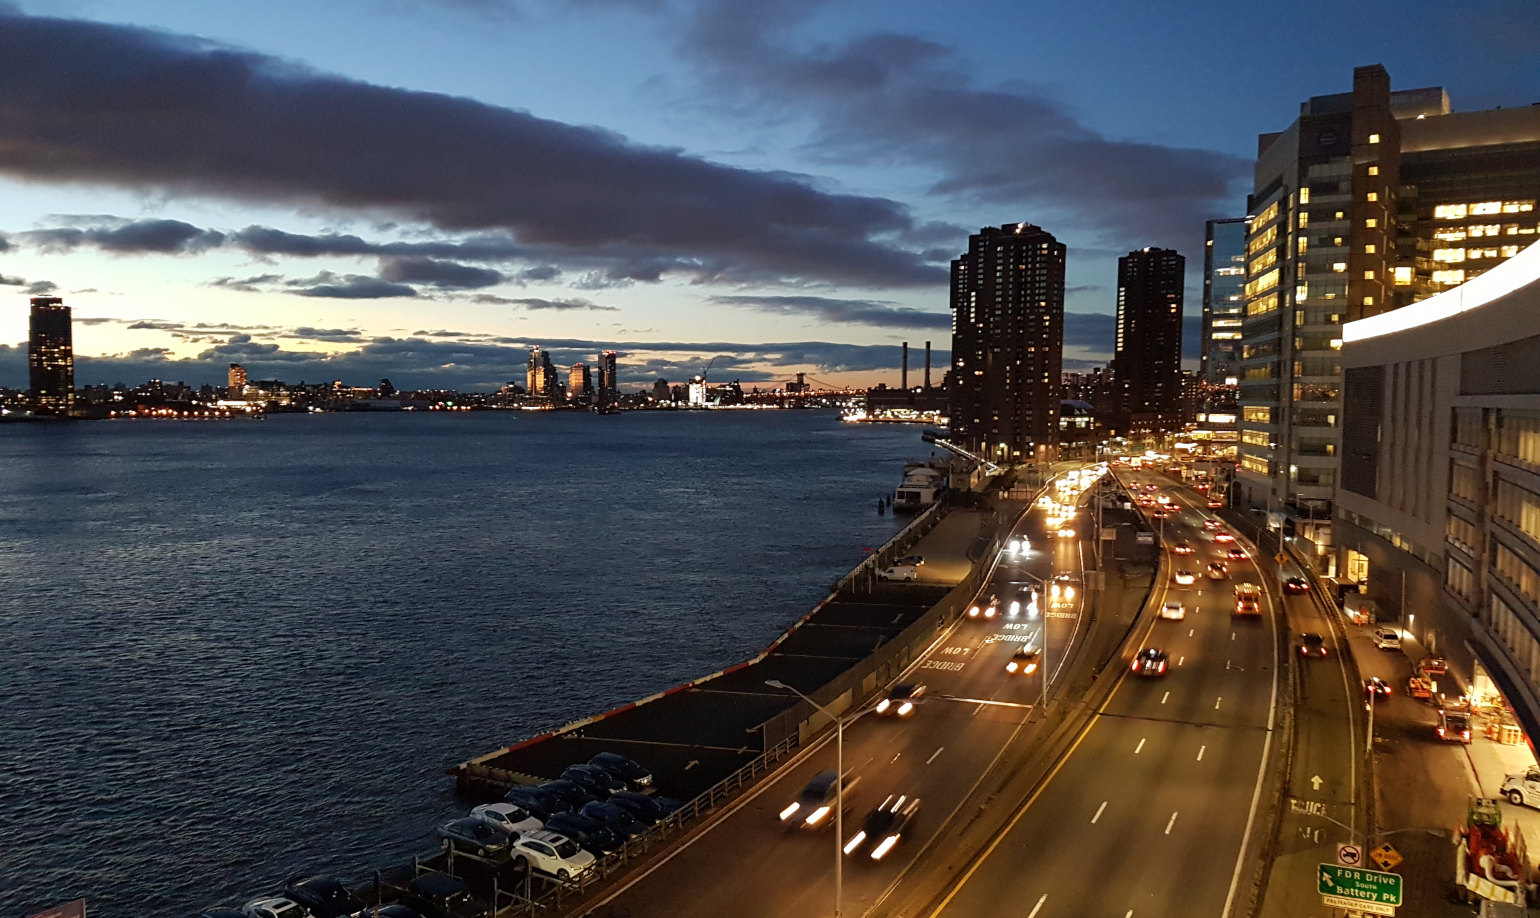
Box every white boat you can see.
[892,460,951,513]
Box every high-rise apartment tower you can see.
[28,296,74,415]
[1112,247,1185,433]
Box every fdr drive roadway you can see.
[582,466,1356,918]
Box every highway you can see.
[918,469,1282,918]
[587,473,1100,918]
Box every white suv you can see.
[879,564,919,582]
[1372,627,1402,651]
[512,829,596,881]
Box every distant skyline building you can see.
[598,350,618,406]
[568,362,593,404]
[948,222,1067,462]
[1201,218,1248,386]
[526,346,558,400]
[28,295,74,416]
[1237,63,1540,526]
[1112,246,1185,433]
[227,363,247,395]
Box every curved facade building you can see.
[1338,239,1540,739]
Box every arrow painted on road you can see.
[1311,775,1323,790]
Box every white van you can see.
[879,564,919,582]
[1372,627,1402,651]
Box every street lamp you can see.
[766,679,844,917]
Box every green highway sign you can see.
[1318,863,1402,907]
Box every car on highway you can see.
[1363,676,1392,700]
[843,794,921,861]
[402,874,487,918]
[967,594,999,620]
[471,802,543,837]
[1297,633,1328,658]
[1056,525,1076,538]
[875,682,927,716]
[589,752,653,789]
[282,878,363,918]
[1173,569,1196,585]
[1203,519,1223,531]
[1283,577,1310,594]
[780,770,858,830]
[1226,548,1248,562]
[1213,531,1235,543]
[561,763,626,798]
[1437,709,1473,744]
[1131,648,1169,677]
[1207,498,1225,508]
[1049,576,1077,603]
[878,564,919,582]
[1005,646,1041,675]
[1172,542,1194,555]
[1159,600,1185,620]
[510,830,597,881]
[242,900,311,918]
[1373,627,1402,651]
[437,817,513,861]
[1207,561,1228,580]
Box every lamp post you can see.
[766,679,843,917]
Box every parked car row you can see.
[192,872,472,918]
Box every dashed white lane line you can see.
[926,746,945,765]
[1092,800,1108,824]
[1197,745,1206,761]
[1165,811,1179,835]
[1215,696,1223,710]
[1178,655,1185,666]
[1161,691,1170,704]
[1134,737,1146,754]
[1027,895,1048,918]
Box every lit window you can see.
[1368,165,1379,176]
[1368,133,1381,144]
[1365,218,1377,228]
[1439,229,1471,241]
[1473,202,1503,215]
[1364,270,1375,280]
[1298,238,1309,254]
[1335,211,1345,220]
[1434,204,1468,220]
[1365,244,1376,254]
[1299,188,1311,204]
[1298,212,1309,227]
[1432,248,1466,263]
[1332,262,1347,272]
[1363,296,1375,306]
[1432,269,1466,285]
[1501,245,1520,257]
[1393,266,1413,285]
[1367,192,1379,202]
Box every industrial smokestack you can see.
[901,342,909,390]
[924,341,932,389]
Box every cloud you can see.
[290,273,418,299]
[1061,311,1115,353]
[380,256,505,289]
[475,295,618,311]
[19,218,226,253]
[208,273,284,293]
[709,294,949,329]
[0,11,943,288]
[26,281,58,295]
[676,0,1247,249]
[289,327,366,343]
[0,273,25,286]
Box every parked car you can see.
[1501,767,1540,808]
[510,830,597,881]
[562,764,626,798]
[875,682,926,716]
[538,779,598,810]
[843,794,920,861]
[1005,646,1041,675]
[242,899,311,918]
[437,817,513,861]
[1297,633,1328,659]
[403,874,487,918]
[1283,577,1311,594]
[282,877,363,918]
[1131,648,1168,677]
[471,802,543,837]
[610,790,681,826]
[878,564,919,582]
[503,785,570,821]
[1437,709,1473,744]
[191,910,248,918]
[544,811,624,857]
[894,555,925,567]
[579,800,648,839]
[347,908,423,918]
[588,752,653,789]
[1160,601,1185,620]
[1372,627,1402,651]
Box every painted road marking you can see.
[1178,656,1185,666]
[1231,631,1237,641]
[1092,801,1108,824]
[1165,812,1178,835]
[1197,745,1206,761]
[1161,691,1170,704]
[926,746,945,765]
[1215,696,1223,710]
[1027,895,1047,918]
[1134,738,1146,754]
[1189,628,1195,637]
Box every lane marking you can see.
[1027,895,1048,918]
[926,746,945,765]
[1165,811,1178,835]
[1125,912,1134,918]
[1178,656,1185,666]
[1091,801,1108,824]
[1161,691,1170,704]
[1189,628,1195,637]
[891,753,902,764]
[1231,631,1237,641]
[1197,745,1206,761]
[1215,696,1223,710]
[1134,738,1146,754]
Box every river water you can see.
[0,409,924,916]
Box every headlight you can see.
[780,803,800,821]
[1008,600,1020,617]
[1006,661,1019,673]
[875,698,891,713]
[871,835,900,860]
[898,702,913,716]
[805,806,831,826]
[843,831,867,855]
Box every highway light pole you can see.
[766,679,843,917]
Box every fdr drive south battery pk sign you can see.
[1318,863,1403,914]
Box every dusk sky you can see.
[1,0,1536,391]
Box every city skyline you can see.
[0,2,1535,391]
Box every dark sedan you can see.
[1131,648,1168,677]
[283,877,364,918]
[404,874,488,918]
[543,811,624,857]
[589,752,653,789]
[562,763,626,798]
[436,817,513,861]
[538,779,598,810]
[580,800,649,839]
[503,785,570,821]
[1364,676,1392,700]
[609,790,681,826]
[1284,576,1311,594]
[843,794,920,861]
[1297,633,1328,658]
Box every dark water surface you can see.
[0,410,923,916]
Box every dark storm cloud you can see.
[380,256,505,289]
[709,294,948,329]
[0,11,942,288]
[0,273,25,285]
[290,327,366,343]
[208,273,285,292]
[677,0,1247,248]
[27,281,58,295]
[20,218,226,253]
[291,273,419,299]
